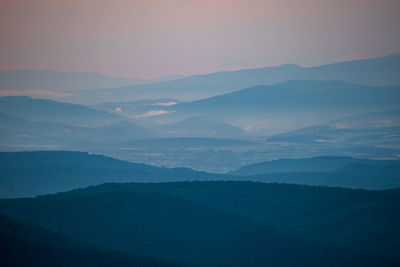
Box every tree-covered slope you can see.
[44,181,400,262]
[0,214,177,267]
[0,184,395,267]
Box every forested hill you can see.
[1,181,399,266]
[0,214,178,267]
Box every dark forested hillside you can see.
[1,182,398,266]
[0,214,177,267]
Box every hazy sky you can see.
[1,0,399,78]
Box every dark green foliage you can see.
[1,181,399,266]
[0,214,178,267]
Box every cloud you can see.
[134,110,173,118]
[334,123,348,129]
[152,101,177,106]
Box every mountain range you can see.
[0,70,183,93]
[62,53,400,104]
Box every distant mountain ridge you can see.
[168,80,400,114]
[63,53,400,104]
[156,80,400,133]
[0,70,183,93]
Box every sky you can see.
[1,0,399,78]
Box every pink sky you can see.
[1,0,399,78]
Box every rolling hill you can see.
[0,96,128,127]
[167,80,400,116]
[0,214,176,267]
[0,151,226,198]
[0,181,398,266]
[231,156,400,189]
[0,112,152,148]
[232,156,400,175]
[1,151,399,198]
[153,80,400,134]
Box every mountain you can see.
[169,80,400,115]
[1,151,399,199]
[0,112,152,149]
[0,151,227,198]
[231,156,400,189]
[0,96,129,127]
[327,109,400,129]
[0,214,176,267]
[153,80,400,134]
[0,181,398,266]
[0,113,152,148]
[0,70,183,93]
[232,156,400,175]
[240,171,400,190]
[257,108,400,159]
[63,53,400,104]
